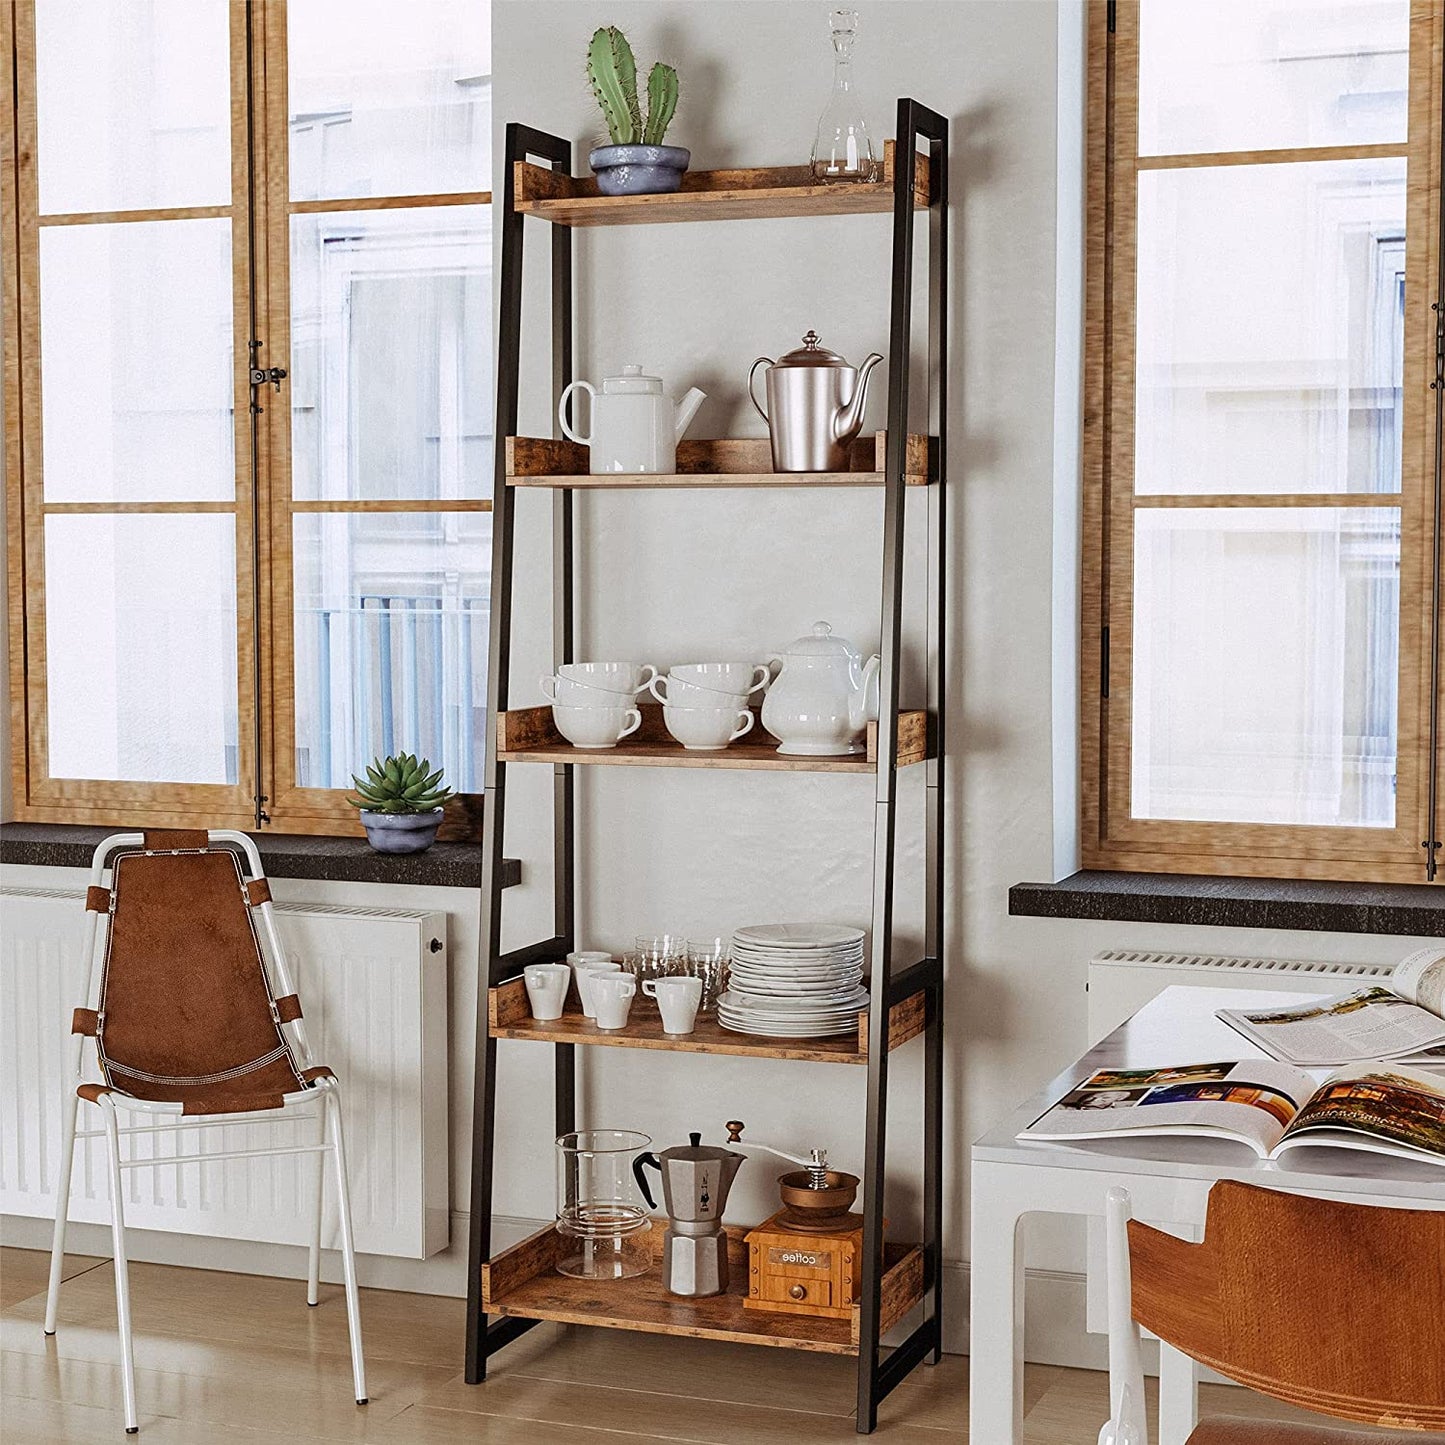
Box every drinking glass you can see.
[684,937,730,1014]
[629,934,685,983]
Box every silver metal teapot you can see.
[747,331,883,473]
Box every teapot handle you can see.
[747,357,773,424]
[558,380,595,447]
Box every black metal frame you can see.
[465,102,948,1435]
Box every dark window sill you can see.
[0,822,520,891]
[1009,870,1443,938]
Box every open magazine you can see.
[1215,947,1445,1066]
[1018,1058,1445,1165]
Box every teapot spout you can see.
[674,386,707,440]
[833,353,883,443]
[849,654,882,732]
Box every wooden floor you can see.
[0,1246,1366,1442]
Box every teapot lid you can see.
[601,364,664,394]
[771,330,851,369]
[782,621,861,658]
[661,1131,742,1164]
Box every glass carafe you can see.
[554,1129,653,1280]
[810,9,879,184]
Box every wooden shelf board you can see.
[513,141,932,228]
[497,706,933,773]
[483,1222,924,1356]
[505,432,933,489]
[489,978,927,1065]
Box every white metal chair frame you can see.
[43,830,367,1434]
[1100,1186,1149,1445]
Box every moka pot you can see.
[633,1131,746,1297]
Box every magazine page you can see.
[1392,947,1445,1017]
[1272,1063,1445,1167]
[1216,987,1445,1067]
[1018,1060,1316,1158]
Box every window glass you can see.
[292,511,490,792]
[44,514,239,783]
[1132,507,1399,827]
[34,0,231,214]
[1138,0,1409,156]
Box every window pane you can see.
[1131,507,1399,827]
[289,207,491,501]
[287,0,490,201]
[292,512,490,792]
[44,514,238,784]
[1136,160,1405,496]
[40,220,235,503]
[1138,0,1409,156]
[35,0,231,214]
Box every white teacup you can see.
[552,702,642,749]
[523,963,571,1021]
[574,959,621,1019]
[643,975,703,1035]
[672,662,770,695]
[663,703,755,751]
[590,972,637,1031]
[559,661,657,695]
[541,674,635,706]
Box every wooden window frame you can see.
[2,0,491,839]
[1082,0,1445,885]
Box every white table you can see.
[968,985,1445,1444]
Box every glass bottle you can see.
[810,8,879,184]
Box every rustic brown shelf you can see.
[504,432,933,489]
[483,1221,924,1355]
[497,705,933,773]
[513,140,931,228]
[489,976,926,1064]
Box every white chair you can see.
[44,829,367,1433]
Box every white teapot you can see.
[761,622,881,756]
[559,365,706,475]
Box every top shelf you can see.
[513,140,933,227]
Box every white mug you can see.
[590,972,637,1031]
[643,975,703,1035]
[552,702,642,749]
[574,959,621,1019]
[662,704,755,751]
[523,963,571,1021]
[559,661,657,694]
[541,674,635,706]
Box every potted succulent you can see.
[348,753,453,854]
[586,26,686,196]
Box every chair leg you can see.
[43,1088,80,1335]
[324,1086,368,1405]
[307,1103,325,1306]
[100,1099,140,1434]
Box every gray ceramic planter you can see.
[589,144,690,196]
[360,808,444,854]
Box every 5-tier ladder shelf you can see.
[466,100,948,1434]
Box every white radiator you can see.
[1083,947,1391,1335]
[0,887,450,1260]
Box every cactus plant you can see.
[587,26,642,145]
[642,62,679,146]
[347,753,453,815]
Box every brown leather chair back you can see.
[1129,1180,1445,1433]
[84,831,307,1114]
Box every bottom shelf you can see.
[483,1221,924,1356]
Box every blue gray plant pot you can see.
[589,144,691,196]
[360,808,444,854]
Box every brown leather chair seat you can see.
[1189,1417,1442,1444]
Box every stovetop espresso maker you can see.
[632,1129,746,1297]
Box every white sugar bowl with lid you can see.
[559,365,706,475]
[760,622,881,756]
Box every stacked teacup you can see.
[651,662,771,752]
[542,662,655,748]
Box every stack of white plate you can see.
[718,923,869,1038]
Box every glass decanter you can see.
[810,8,879,184]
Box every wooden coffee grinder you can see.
[726,1122,870,1321]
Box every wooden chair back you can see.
[1128,1180,1445,1432]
